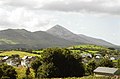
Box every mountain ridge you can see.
[46,25,115,47]
[0,25,117,49]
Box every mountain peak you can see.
[46,25,74,35]
[50,24,67,30]
[54,24,64,28]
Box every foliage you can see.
[0,67,3,78]
[25,67,31,79]
[0,64,17,79]
[117,58,120,68]
[37,48,85,78]
[86,59,97,75]
[15,67,35,79]
[31,57,42,78]
[98,57,114,67]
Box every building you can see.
[21,56,36,67]
[94,67,120,77]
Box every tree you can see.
[31,57,42,78]
[0,67,3,78]
[0,64,17,79]
[99,57,114,67]
[117,58,120,68]
[38,48,85,78]
[25,67,30,79]
[86,59,97,75]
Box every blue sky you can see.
[0,0,120,45]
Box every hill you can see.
[0,25,118,50]
[46,25,115,47]
[0,29,76,50]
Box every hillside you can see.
[0,25,118,50]
[0,29,77,49]
[46,25,115,47]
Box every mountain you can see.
[0,29,76,50]
[46,25,115,47]
[78,34,115,47]
[46,25,89,44]
[0,25,117,50]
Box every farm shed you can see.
[94,67,120,76]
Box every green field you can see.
[0,51,41,57]
[69,44,108,50]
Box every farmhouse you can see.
[94,67,120,76]
[21,56,36,67]
[5,56,21,66]
[0,55,36,67]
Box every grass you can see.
[32,50,43,54]
[88,50,98,54]
[0,51,41,58]
[0,39,18,44]
[70,44,108,50]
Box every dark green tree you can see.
[0,67,3,78]
[0,64,17,79]
[86,59,97,75]
[38,48,85,78]
[99,57,114,67]
[31,57,42,78]
[117,58,120,68]
[25,67,30,79]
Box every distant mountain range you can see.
[0,25,118,50]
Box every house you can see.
[110,57,116,60]
[94,67,120,77]
[2,56,9,60]
[21,56,36,67]
[81,53,92,58]
[5,56,21,66]
[1,55,21,66]
[95,54,102,59]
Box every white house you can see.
[21,56,36,67]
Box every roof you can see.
[3,56,9,60]
[94,67,119,75]
[22,56,28,60]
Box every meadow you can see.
[0,50,41,58]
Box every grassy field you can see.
[69,44,108,50]
[0,51,41,58]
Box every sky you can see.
[0,0,120,45]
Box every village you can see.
[0,46,120,79]
[0,54,37,67]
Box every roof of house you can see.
[22,56,28,60]
[94,67,119,75]
[3,56,9,60]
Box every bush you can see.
[0,64,17,79]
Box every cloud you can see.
[41,0,120,15]
[1,0,57,9]
[0,7,55,31]
[1,0,120,15]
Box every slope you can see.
[46,25,115,47]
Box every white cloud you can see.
[40,0,120,15]
[0,0,120,45]
[0,7,55,31]
[1,0,120,15]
